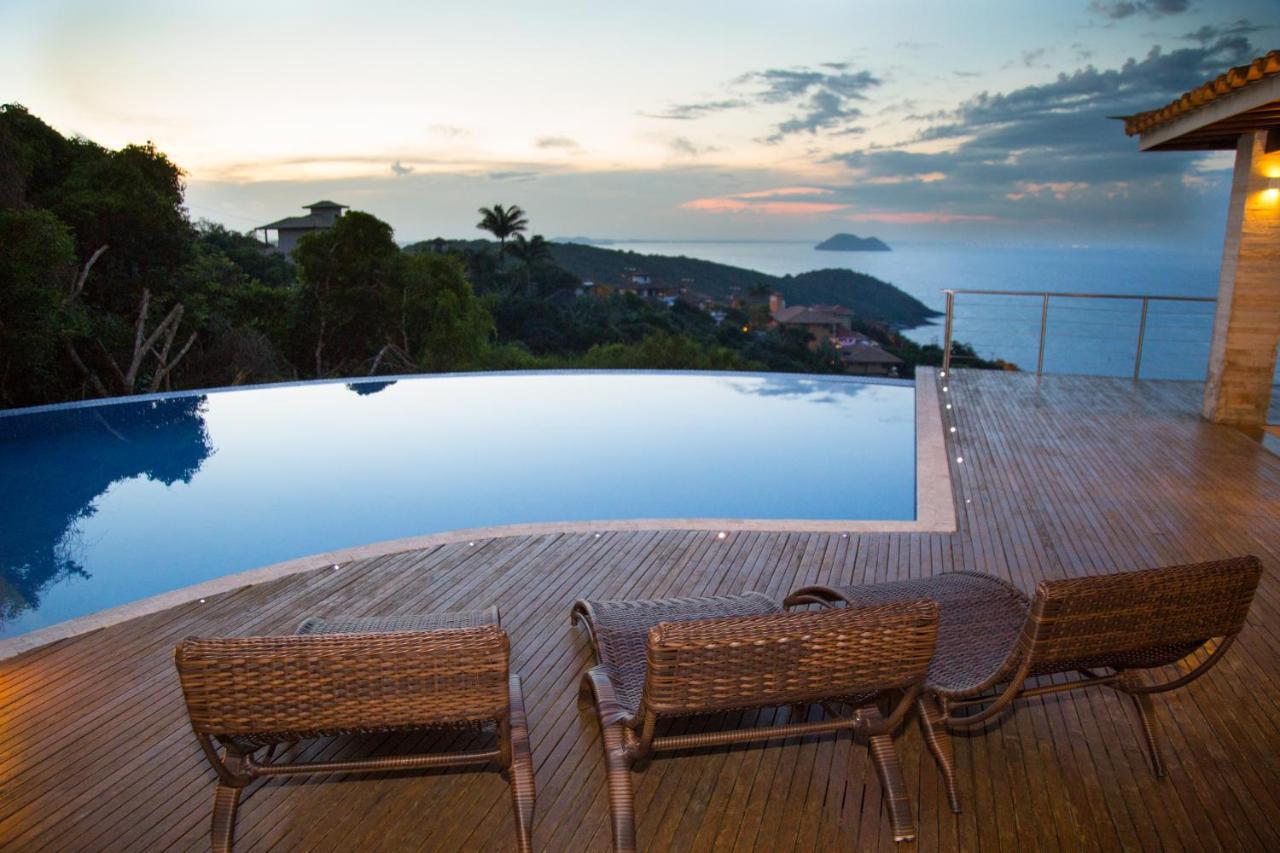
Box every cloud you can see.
[844,211,998,224]
[641,98,748,120]
[1181,20,1271,44]
[643,63,880,142]
[682,198,849,215]
[1089,0,1190,20]
[488,170,539,182]
[681,186,845,214]
[390,160,414,176]
[735,186,833,198]
[827,37,1253,229]
[535,136,580,149]
[668,136,718,157]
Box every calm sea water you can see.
[607,241,1223,379]
[0,372,914,636]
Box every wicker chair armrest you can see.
[782,586,843,609]
[581,665,635,728]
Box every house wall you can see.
[1203,131,1280,427]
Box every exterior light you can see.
[942,386,949,393]
[717,531,727,539]
[199,598,206,604]
[946,403,952,409]
[468,541,475,546]
[950,426,957,433]
[956,456,964,463]
[1263,178,1280,203]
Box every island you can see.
[815,233,891,252]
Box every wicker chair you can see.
[786,556,1263,813]
[173,608,535,852]
[570,591,939,850]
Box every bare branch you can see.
[67,245,108,302]
[63,340,110,398]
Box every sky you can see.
[2,0,1276,246]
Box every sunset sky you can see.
[2,0,1274,244]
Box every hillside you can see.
[548,242,937,327]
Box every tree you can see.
[507,233,551,292]
[0,210,77,404]
[293,211,400,377]
[476,203,528,264]
[398,253,493,371]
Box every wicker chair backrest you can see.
[1022,556,1261,673]
[175,626,510,741]
[641,600,938,716]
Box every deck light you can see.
[717,531,727,539]
[198,598,206,604]
[468,541,475,546]
[950,426,957,433]
[939,371,946,378]
[956,456,964,463]
[946,404,952,410]
[594,532,601,538]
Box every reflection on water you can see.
[0,372,914,636]
[347,380,397,396]
[0,397,212,626]
[723,373,891,404]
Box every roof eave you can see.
[1136,72,1280,152]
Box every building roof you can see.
[839,344,903,365]
[305,200,349,210]
[1122,50,1280,151]
[257,213,335,231]
[773,306,852,326]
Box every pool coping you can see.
[0,369,954,660]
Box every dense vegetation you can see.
[0,104,993,410]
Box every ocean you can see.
[603,240,1225,380]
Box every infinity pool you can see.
[0,371,915,636]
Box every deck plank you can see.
[2,371,1279,851]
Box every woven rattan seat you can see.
[174,609,534,852]
[792,572,1028,693]
[786,556,1263,815]
[572,591,939,849]
[571,592,780,716]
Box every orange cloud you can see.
[843,211,997,224]
[681,197,848,215]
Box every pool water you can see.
[0,371,916,636]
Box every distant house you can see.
[771,303,855,348]
[255,201,349,255]
[615,270,683,304]
[832,330,904,377]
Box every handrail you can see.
[940,288,1216,379]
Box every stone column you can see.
[1202,131,1280,427]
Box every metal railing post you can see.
[942,290,955,373]
[1133,297,1149,381]
[1036,294,1050,377]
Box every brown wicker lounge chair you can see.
[174,608,535,852]
[786,555,1263,813]
[570,591,939,850]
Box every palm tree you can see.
[508,234,552,292]
[476,204,528,265]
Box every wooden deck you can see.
[3,370,1279,852]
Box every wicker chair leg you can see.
[862,707,915,843]
[211,751,248,853]
[918,695,961,813]
[506,676,537,853]
[601,723,637,853]
[1122,677,1167,777]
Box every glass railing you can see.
[939,289,1218,380]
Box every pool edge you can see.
[0,369,954,660]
